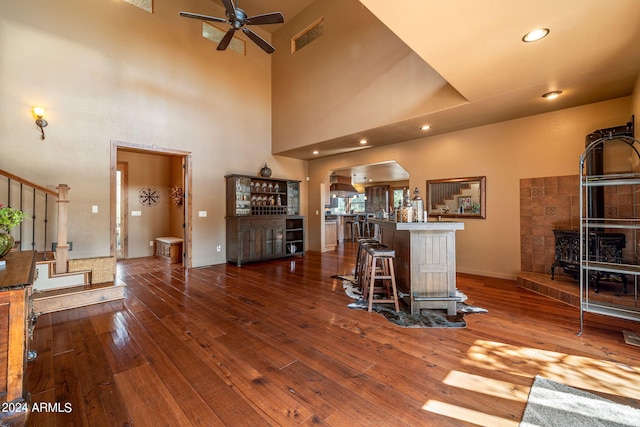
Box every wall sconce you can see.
[33,107,48,140]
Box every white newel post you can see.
[55,184,70,274]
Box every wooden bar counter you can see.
[368,219,464,315]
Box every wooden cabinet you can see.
[0,251,36,425]
[226,175,304,266]
[285,217,304,255]
[154,237,183,264]
[365,185,389,213]
[226,174,300,217]
[324,221,337,251]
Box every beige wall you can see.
[1,1,638,274]
[117,150,178,258]
[0,0,305,267]
[634,75,640,124]
[271,0,465,153]
[307,97,633,279]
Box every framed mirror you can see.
[426,176,486,219]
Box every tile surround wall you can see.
[520,175,636,276]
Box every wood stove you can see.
[551,229,627,293]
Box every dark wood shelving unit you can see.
[225,174,304,266]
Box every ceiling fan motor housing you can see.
[230,8,247,28]
[179,0,284,54]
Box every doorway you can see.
[110,142,192,267]
[116,161,128,259]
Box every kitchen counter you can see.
[325,214,357,241]
[368,219,464,314]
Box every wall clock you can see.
[139,187,160,207]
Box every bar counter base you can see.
[369,219,464,315]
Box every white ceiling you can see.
[333,161,410,185]
[215,0,640,181]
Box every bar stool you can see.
[354,238,379,291]
[358,215,370,238]
[362,245,400,312]
[360,241,386,299]
[345,218,361,241]
[364,213,377,238]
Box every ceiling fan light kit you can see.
[179,0,284,54]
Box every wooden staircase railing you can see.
[0,168,70,273]
[428,182,471,210]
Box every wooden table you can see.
[0,250,37,425]
[368,219,464,314]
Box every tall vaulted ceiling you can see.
[215,0,640,169]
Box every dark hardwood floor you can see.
[24,242,640,426]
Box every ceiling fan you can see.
[179,0,284,54]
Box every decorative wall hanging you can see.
[170,185,184,206]
[139,187,160,206]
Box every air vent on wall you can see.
[123,0,152,13]
[292,17,324,53]
[203,23,246,55]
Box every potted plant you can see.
[0,204,27,257]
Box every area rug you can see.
[335,275,487,328]
[520,375,640,427]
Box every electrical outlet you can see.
[216,244,222,252]
[149,241,154,247]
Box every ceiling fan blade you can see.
[246,12,284,25]
[242,28,275,54]
[217,28,236,51]
[221,0,237,19]
[179,11,226,23]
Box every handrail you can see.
[1,169,67,267]
[429,182,470,209]
[0,168,58,197]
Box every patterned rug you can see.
[333,274,487,328]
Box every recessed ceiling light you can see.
[420,125,431,131]
[359,139,367,145]
[542,90,563,100]
[522,28,549,43]
[312,150,319,155]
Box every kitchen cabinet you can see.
[365,185,389,213]
[324,221,337,251]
